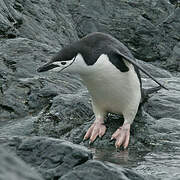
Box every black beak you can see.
[37,63,59,72]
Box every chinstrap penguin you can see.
[37,32,167,149]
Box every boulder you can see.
[0,146,43,180]
[0,136,150,180]
[60,160,148,180]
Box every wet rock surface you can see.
[0,0,180,179]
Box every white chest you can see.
[80,54,141,114]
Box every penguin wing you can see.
[110,48,168,90]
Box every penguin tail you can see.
[141,86,162,104]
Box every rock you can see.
[144,78,180,119]
[151,7,180,71]
[0,136,150,180]
[0,38,83,120]
[0,38,53,119]
[165,42,180,72]
[169,0,177,5]
[0,0,78,45]
[60,160,148,180]
[66,0,179,62]
[0,0,81,120]
[0,0,19,38]
[16,0,78,46]
[137,59,172,78]
[0,136,92,180]
[169,0,180,7]
[0,116,37,136]
[0,0,179,120]
[33,89,93,138]
[0,146,43,180]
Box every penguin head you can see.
[37,44,87,74]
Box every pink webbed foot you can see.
[111,123,130,149]
[83,122,106,143]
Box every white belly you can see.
[80,54,141,115]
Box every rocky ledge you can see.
[0,136,151,180]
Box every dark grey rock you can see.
[0,136,154,180]
[165,42,180,72]
[33,89,93,138]
[169,0,180,7]
[0,136,92,180]
[66,0,179,62]
[137,59,172,78]
[169,0,177,5]
[0,0,19,38]
[0,116,38,136]
[0,146,43,180]
[16,0,78,46]
[0,0,78,45]
[0,38,51,119]
[153,8,180,71]
[0,38,84,120]
[0,0,81,120]
[144,78,180,119]
[60,160,146,180]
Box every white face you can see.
[51,53,89,74]
[51,58,76,72]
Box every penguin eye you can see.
[61,62,67,65]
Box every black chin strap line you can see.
[60,54,77,72]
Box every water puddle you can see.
[93,147,180,180]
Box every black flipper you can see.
[112,49,168,90]
[108,51,129,72]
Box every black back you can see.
[51,32,142,85]
[51,33,135,70]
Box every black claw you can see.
[109,138,115,142]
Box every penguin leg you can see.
[83,102,106,143]
[83,120,106,143]
[111,108,137,149]
[111,123,130,149]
